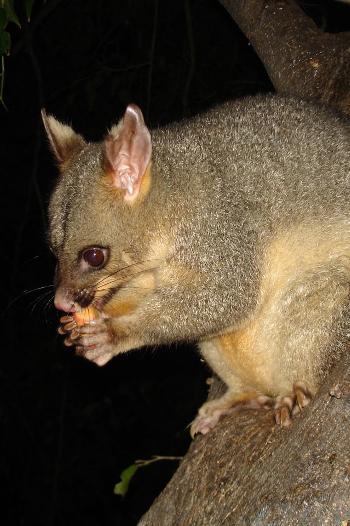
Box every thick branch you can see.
[218,0,350,115]
[139,349,350,525]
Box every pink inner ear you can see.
[105,105,152,200]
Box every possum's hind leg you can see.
[267,260,350,426]
[192,258,350,436]
[191,337,275,437]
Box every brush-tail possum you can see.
[43,95,350,435]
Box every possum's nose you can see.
[54,288,76,313]
[74,288,95,308]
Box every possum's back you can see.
[153,94,350,233]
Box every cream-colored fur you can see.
[197,221,350,427]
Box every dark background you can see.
[1,1,348,525]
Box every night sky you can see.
[1,1,348,525]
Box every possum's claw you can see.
[274,382,312,427]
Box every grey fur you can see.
[47,94,350,429]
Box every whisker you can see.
[95,258,162,288]
[44,296,56,323]
[22,254,44,264]
[43,295,55,314]
[94,261,143,287]
[4,285,54,315]
[95,279,158,294]
[95,284,155,295]
[24,285,54,294]
[96,265,160,291]
[29,290,54,315]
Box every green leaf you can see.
[114,464,139,497]
[25,0,35,21]
[3,0,20,27]
[0,29,11,55]
[0,8,7,30]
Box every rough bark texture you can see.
[219,0,350,116]
[139,350,350,525]
[139,2,350,524]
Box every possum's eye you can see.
[81,247,108,269]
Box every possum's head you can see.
[43,105,153,314]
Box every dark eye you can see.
[82,247,107,268]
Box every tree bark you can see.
[139,2,350,524]
[139,349,350,525]
[219,0,350,116]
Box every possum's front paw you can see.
[59,314,114,366]
[77,318,115,366]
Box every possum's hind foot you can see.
[190,383,313,437]
[274,382,312,427]
[190,392,273,438]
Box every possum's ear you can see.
[104,104,152,202]
[41,109,86,165]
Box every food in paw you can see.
[73,306,99,326]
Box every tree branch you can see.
[139,347,350,525]
[218,0,350,115]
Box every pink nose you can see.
[54,289,76,313]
